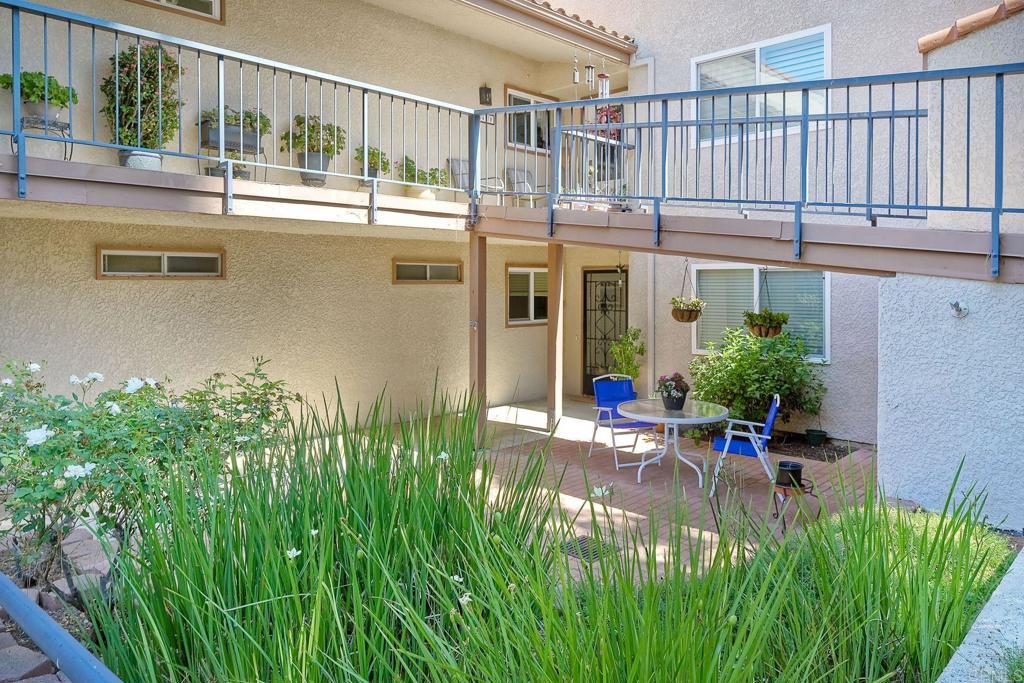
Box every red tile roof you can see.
[918,0,1024,53]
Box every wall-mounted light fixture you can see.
[478,85,492,106]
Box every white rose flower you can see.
[27,362,41,373]
[145,377,158,388]
[25,425,54,447]
[1,378,13,386]
[86,372,105,383]
[69,374,82,385]
[106,402,122,416]
[124,377,145,394]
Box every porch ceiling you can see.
[360,0,635,65]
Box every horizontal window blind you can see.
[760,33,825,84]
[761,269,825,356]
[695,268,754,349]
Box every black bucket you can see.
[776,460,803,489]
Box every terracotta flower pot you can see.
[671,308,701,323]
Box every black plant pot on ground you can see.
[661,393,686,411]
[805,429,828,446]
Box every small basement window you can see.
[98,248,224,278]
[393,259,463,283]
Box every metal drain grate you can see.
[559,535,617,563]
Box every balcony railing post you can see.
[547,107,562,237]
[216,55,225,164]
[361,89,369,179]
[11,7,25,198]
[468,112,481,226]
[795,87,809,259]
[992,73,1004,278]
[655,98,668,246]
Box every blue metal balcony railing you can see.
[1,0,1022,276]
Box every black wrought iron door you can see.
[582,269,628,395]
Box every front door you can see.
[582,269,628,395]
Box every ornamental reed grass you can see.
[85,392,1012,682]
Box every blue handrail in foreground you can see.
[0,571,123,683]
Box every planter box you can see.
[204,166,252,181]
[200,121,262,155]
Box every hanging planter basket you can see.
[671,307,702,323]
[748,324,783,338]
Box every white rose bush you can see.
[0,357,296,599]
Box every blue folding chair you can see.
[708,394,781,498]
[587,374,657,470]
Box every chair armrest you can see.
[724,429,771,440]
[726,418,766,429]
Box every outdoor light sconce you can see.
[479,85,492,106]
[949,301,969,319]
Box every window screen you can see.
[695,268,755,348]
[760,269,825,356]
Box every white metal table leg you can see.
[636,428,669,483]
[671,424,705,488]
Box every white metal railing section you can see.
[1,0,1023,276]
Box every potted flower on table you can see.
[657,372,689,411]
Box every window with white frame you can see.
[98,247,224,278]
[693,26,830,141]
[393,260,462,283]
[693,265,829,360]
[506,88,553,151]
[507,267,548,324]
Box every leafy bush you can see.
[689,327,824,423]
[280,114,345,156]
[396,155,450,187]
[100,43,180,149]
[201,106,272,136]
[0,358,295,597]
[81,394,1012,682]
[743,308,789,328]
[354,145,391,174]
[0,71,78,108]
[670,295,705,311]
[607,326,645,379]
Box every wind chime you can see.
[671,258,705,323]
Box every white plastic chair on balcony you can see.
[587,374,658,470]
[504,168,548,208]
[448,158,505,198]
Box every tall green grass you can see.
[86,394,1012,682]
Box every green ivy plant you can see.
[0,71,79,108]
[354,146,391,175]
[100,43,181,149]
[201,106,272,136]
[280,114,346,156]
[0,358,296,602]
[689,328,824,424]
[396,156,450,187]
[608,326,646,379]
[743,309,790,329]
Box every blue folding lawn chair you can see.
[586,374,658,471]
[708,394,781,498]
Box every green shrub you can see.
[0,71,78,108]
[100,43,180,149]
[689,327,824,423]
[280,114,346,156]
[396,155,450,187]
[0,358,295,597]
[608,326,646,379]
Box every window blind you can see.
[760,269,825,356]
[695,268,754,349]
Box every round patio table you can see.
[616,398,728,486]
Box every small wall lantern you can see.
[479,85,492,106]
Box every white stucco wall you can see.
[877,274,1024,530]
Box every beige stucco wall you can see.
[0,0,556,196]
[0,217,558,409]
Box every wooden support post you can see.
[469,232,487,429]
[547,242,565,431]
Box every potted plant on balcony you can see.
[280,114,346,187]
[204,150,251,181]
[0,71,78,121]
[200,106,271,156]
[657,372,689,411]
[395,155,450,199]
[743,309,789,338]
[100,43,181,171]
[354,146,390,181]
[670,295,705,323]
